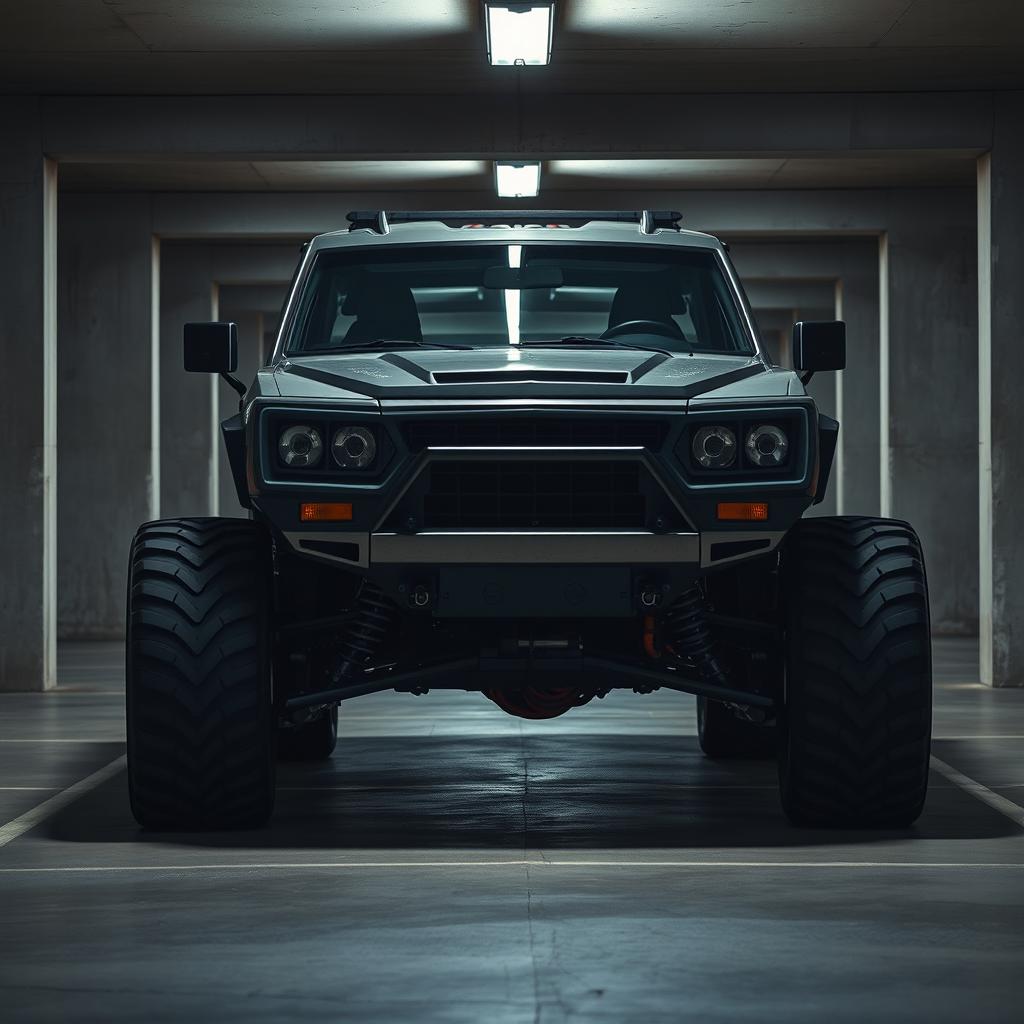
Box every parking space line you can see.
[0,756,126,849]
[930,755,1024,828]
[0,860,1022,874]
[0,738,124,743]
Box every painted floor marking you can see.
[0,860,1023,874]
[0,756,126,849]
[930,755,1024,828]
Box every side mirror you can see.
[792,320,845,381]
[184,322,238,373]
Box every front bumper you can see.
[249,398,815,582]
[283,526,785,569]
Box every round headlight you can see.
[692,425,737,469]
[278,425,323,468]
[333,425,377,469]
[745,424,789,466]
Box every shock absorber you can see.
[330,580,395,684]
[664,583,728,689]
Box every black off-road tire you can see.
[278,706,338,761]
[697,696,776,759]
[126,518,276,829]
[779,516,932,827]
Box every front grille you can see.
[404,417,667,451]
[423,460,646,528]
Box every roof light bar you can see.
[494,161,541,198]
[484,2,554,66]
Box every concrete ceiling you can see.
[3,0,1023,94]
[59,153,977,192]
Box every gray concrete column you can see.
[0,101,57,691]
[57,195,158,639]
[979,93,1024,686]
[881,214,978,635]
[159,245,217,520]
[215,307,263,517]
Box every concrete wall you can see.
[57,195,158,638]
[882,222,978,634]
[158,246,217,519]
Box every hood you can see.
[273,347,781,402]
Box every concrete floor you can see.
[0,638,1022,1022]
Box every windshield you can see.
[285,243,755,355]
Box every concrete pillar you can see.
[979,93,1024,686]
[881,216,978,635]
[57,195,158,638]
[159,245,217,520]
[0,101,57,691]
[216,307,263,517]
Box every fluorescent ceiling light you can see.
[485,3,554,66]
[495,161,541,197]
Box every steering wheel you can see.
[601,319,685,341]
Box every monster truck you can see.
[125,209,931,830]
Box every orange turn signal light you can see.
[300,502,353,522]
[717,501,769,522]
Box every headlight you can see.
[745,424,788,466]
[278,425,323,468]
[692,425,737,468]
[332,425,377,469]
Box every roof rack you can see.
[345,210,682,235]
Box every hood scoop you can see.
[432,368,629,385]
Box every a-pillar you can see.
[881,196,978,635]
[979,92,1024,686]
[0,101,57,691]
[159,245,218,520]
[57,194,159,638]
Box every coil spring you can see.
[664,584,727,687]
[332,581,394,682]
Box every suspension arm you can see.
[582,656,775,708]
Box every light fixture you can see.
[484,3,554,66]
[278,425,323,468]
[691,425,737,469]
[495,161,541,198]
[745,424,789,467]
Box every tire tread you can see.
[780,516,932,826]
[126,517,275,829]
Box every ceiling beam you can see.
[37,91,1000,161]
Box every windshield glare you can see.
[286,243,754,355]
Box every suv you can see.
[126,210,931,830]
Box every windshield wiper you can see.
[331,338,473,352]
[521,337,677,357]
